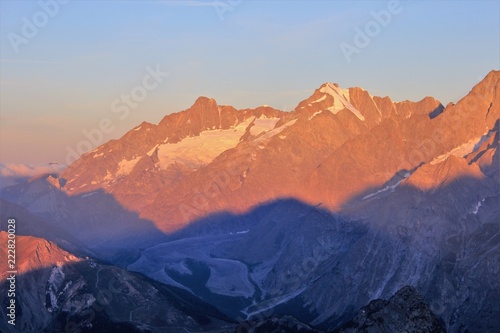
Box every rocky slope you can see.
[239,286,446,333]
[334,286,446,333]
[0,233,234,333]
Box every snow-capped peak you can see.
[319,82,365,121]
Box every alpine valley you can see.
[1,70,499,333]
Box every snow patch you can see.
[92,153,104,158]
[49,265,65,284]
[156,118,254,169]
[430,135,485,165]
[147,144,159,157]
[46,265,65,313]
[320,83,365,121]
[309,110,323,120]
[116,156,142,177]
[254,119,297,143]
[250,116,280,136]
[103,170,113,181]
[472,130,495,151]
[81,191,97,198]
[312,94,327,104]
[472,199,485,215]
[362,172,412,200]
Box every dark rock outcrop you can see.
[334,286,446,333]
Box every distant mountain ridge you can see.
[56,71,500,233]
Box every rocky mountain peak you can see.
[191,95,218,110]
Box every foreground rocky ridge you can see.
[0,233,234,333]
[247,286,446,333]
[334,286,446,333]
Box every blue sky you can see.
[0,0,499,164]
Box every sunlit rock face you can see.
[1,71,498,332]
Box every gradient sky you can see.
[0,0,499,164]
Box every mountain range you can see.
[1,70,499,332]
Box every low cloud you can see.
[0,163,65,179]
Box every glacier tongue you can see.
[155,117,254,169]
